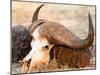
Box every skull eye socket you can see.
[44,45,49,49]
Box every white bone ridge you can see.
[23,26,49,62]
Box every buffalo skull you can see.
[22,4,94,73]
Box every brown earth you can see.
[12,1,96,74]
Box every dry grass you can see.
[12,57,95,74]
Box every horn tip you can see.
[88,12,92,22]
[40,4,44,7]
[88,12,91,18]
[31,4,44,23]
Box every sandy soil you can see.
[12,1,96,74]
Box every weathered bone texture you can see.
[12,25,32,63]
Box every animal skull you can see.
[22,4,94,73]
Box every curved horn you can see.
[32,4,44,23]
[41,13,94,49]
[28,4,44,33]
[61,13,94,48]
[62,13,94,48]
[81,13,94,48]
[73,13,94,48]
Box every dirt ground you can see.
[12,1,96,74]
